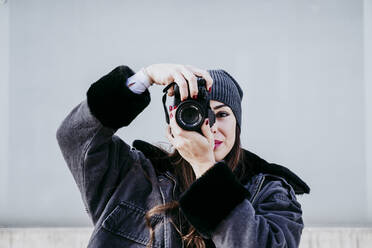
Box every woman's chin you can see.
[214,151,224,163]
[214,145,231,163]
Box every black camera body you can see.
[171,77,216,134]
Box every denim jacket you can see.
[56,66,310,248]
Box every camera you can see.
[162,77,215,135]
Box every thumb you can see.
[201,119,214,145]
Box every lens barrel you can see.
[175,100,205,131]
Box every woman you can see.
[56,64,310,248]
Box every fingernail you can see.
[205,119,209,125]
[170,113,173,119]
[174,105,178,110]
[169,105,173,111]
[208,87,212,93]
[192,95,197,99]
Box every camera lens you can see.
[181,106,201,124]
[176,102,204,130]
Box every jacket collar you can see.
[132,139,310,195]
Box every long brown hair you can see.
[145,124,244,248]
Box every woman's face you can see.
[210,100,237,162]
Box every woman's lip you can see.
[214,143,222,150]
[214,140,223,150]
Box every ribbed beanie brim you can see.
[207,69,243,127]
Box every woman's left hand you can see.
[166,108,216,179]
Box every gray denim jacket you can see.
[56,66,310,248]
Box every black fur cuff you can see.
[86,65,151,129]
[179,161,250,238]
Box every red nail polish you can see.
[170,113,173,119]
[174,105,178,110]
[169,105,173,111]
[193,95,197,99]
[208,87,212,93]
[206,119,209,125]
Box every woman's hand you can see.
[143,64,213,99]
[166,108,216,179]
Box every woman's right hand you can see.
[143,64,213,101]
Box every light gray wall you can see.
[365,0,372,221]
[0,0,370,227]
[0,0,9,221]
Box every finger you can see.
[168,112,183,137]
[200,118,214,145]
[167,122,184,150]
[170,112,202,146]
[172,72,188,101]
[169,104,178,116]
[166,125,182,150]
[179,66,198,99]
[166,125,175,142]
[185,65,213,91]
[168,104,176,120]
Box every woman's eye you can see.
[216,112,229,118]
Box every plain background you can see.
[0,0,371,228]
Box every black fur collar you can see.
[132,139,310,195]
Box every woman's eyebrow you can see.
[213,104,228,110]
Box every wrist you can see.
[192,160,216,179]
[141,67,154,85]
[126,69,152,94]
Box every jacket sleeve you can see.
[179,161,304,248]
[56,65,151,224]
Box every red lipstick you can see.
[214,140,223,150]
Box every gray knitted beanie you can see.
[207,69,243,127]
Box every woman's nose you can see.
[211,122,217,134]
